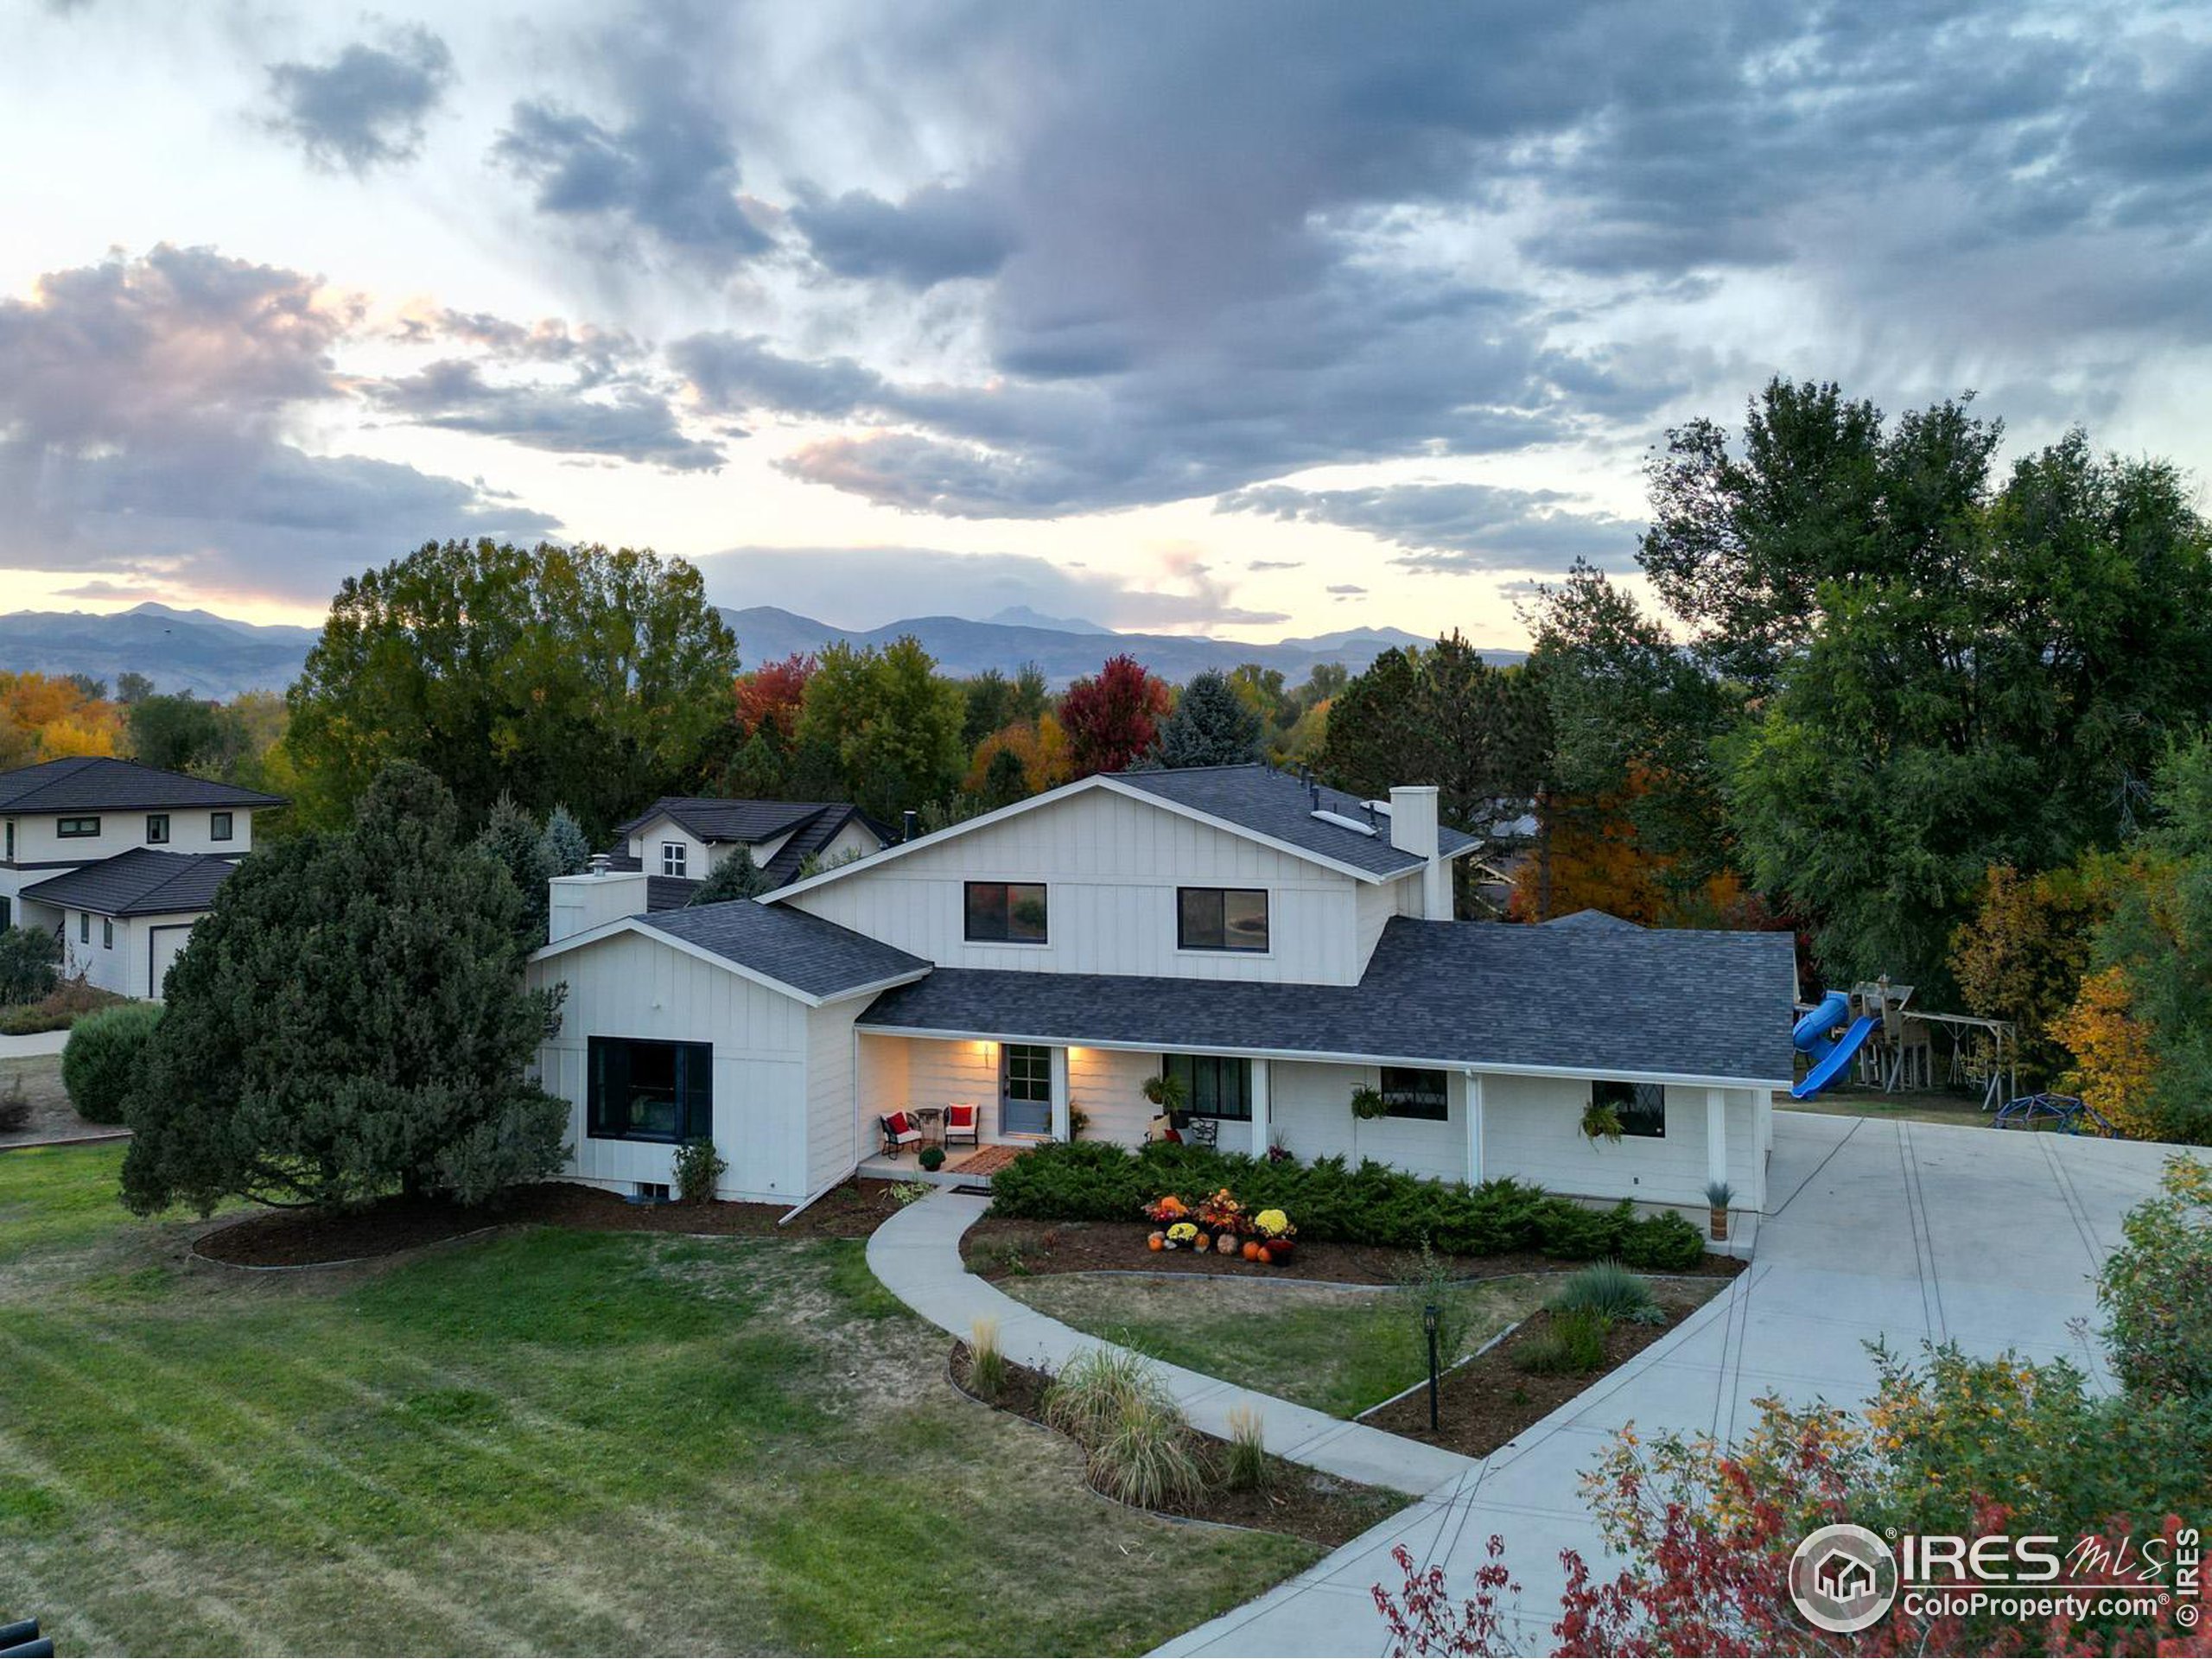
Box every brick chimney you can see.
[1389,785,1452,920]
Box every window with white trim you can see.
[661,841,688,877]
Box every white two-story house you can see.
[607,797,892,906]
[0,757,284,999]
[526,765,1794,1222]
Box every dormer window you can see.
[146,813,169,844]
[964,881,1047,944]
[662,842,688,877]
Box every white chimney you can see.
[548,868,652,945]
[1389,785,1452,921]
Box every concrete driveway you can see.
[1159,1110,2180,1656]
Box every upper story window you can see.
[58,817,99,839]
[1593,1079,1666,1138]
[210,811,233,842]
[79,912,90,944]
[661,841,688,877]
[964,880,1048,944]
[1177,887,1269,953]
[1380,1066,1449,1122]
[146,813,169,844]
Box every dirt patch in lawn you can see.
[950,1343,1409,1548]
[195,1178,910,1267]
[963,1216,1747,1287]
[0,1056,124,1148]
[1362,1276,1729,1458]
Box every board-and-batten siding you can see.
[783,786,1368,983]
[527,931,812,1203]
[1480,1077,1765,1211]
[805,1002,864,1192]
[1269,1059,1467,1182]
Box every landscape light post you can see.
[1423,1302,1440,1433]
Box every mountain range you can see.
[0,601,1522,702]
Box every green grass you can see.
[0,1146,1313,1656]
[1004,1271,1547,1419]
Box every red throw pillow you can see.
[946,1103,976,1128]
[885,1111,912,1135]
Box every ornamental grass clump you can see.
[1548,1260,1665,1326]
[1042,1348,1204,1509]
[1514,1306,1612,1376]
[968,1315,1007,1401]
[1043,1347,1171,1446]
[1224,1404,1268,1492]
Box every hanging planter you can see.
[1580,1099,1624,1144]
[1351,1084,1389,1121]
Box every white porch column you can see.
[1465,1071,1484,1185]
[1249,1058,1271,1158]
[1705,1086,1728,1195]
[1050,1046,1071,1141]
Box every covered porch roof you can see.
[857,916,1797,1090]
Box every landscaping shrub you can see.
[0,925,60,1006]
[1224,1404,1267,1491]
[671,1138,727,1204]
[1089,1395,1204,1510]
[1043,1347,1172,1447]
[918,1144,946,1172]
[1514,1307,1611,1376]
[61,1002,162,1125]
[991,1140,1715,1269]
[1393,1236,1471,1365]
[2097,1154,2212,1402]
[1548,1260,1664,1325]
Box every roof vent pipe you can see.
[901,809,919,843]
[587,853,612,877]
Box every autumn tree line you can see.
[9,378,2212,1140]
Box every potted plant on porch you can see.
[1706,1179,1734,1241]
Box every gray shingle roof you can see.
[613,797,841,843]
[0,756,284,814]
[20,848,240,917]
[1108,766,1479,879]
[760,804,880,887]
[639,899,931,1001]
[860,915,1796,1084]
[1544,909,1643,931]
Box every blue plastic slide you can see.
[1790,990,1878,1099]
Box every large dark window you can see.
[146,813,169,844]
[588,1036,713,1142]
[210,811,233,842]
[58,817,99,839]
[1380,1066,1449,1122]
[1177,887,1269,952]
[964,881,1048,944]
[1594,1079,1666,1139]
[1165,1053,1251,1121]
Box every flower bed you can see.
[992,1141,1707,1271]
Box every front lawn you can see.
[0,1147,1314,1656]
[1001,1271,1549,1419]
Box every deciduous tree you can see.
[1060,654,1171,778]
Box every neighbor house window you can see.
[1380,1066,1449,1122]
[79,912,90,944]
[4,820,13,860]
[146,813,169,844]
[1593,1079,1666,1138]
[58,817,99,839]
[964,881,1048,944]
[588,1036,713,1142]
[661,841,688,877]
[210,811,233,842]
[1164,1053,1251,1121]
[1177,887,1268,952]
[102,917,113,950]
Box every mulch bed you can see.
[195,1178,909,1267]
[949,1343,1409,1548]
[962,1216,1749,1287]
[1361,1278,1727,1458]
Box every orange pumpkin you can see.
[1147,1232,1165,1251]
[1192,1233,1211,1253]
[1255,1245,1274,1265]
[1242,1241,1262,1261]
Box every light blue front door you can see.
[1001,1043,1053,1135]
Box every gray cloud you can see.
[264,27,453,175]
[361,358,722,472]
[1246,559,1301,571]
[696,545,1287,632]
[0,245,556,599]
[790,183,1014,288]
[1325,584,1366,595]
[668,333,887,420]
[1217,481,1642,574]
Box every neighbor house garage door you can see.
[148,924,194,1000]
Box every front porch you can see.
[856,1143,1029,1188]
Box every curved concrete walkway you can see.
[868,1188,1479,1495]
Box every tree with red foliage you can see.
[1060,654,1172,778]
[734,652,816,740]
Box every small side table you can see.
[910,1105,947,1148]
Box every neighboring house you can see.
[607,798,892,907]
[527,765,1795,1221]
[0,757,283,999]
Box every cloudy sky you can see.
[3,1,2208,643]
